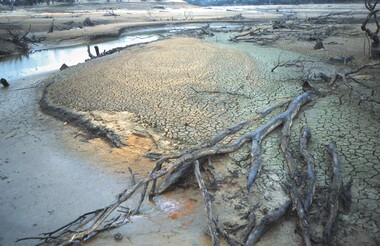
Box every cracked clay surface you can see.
[42,36,380,245]
[45,37,300,144]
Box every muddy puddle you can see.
[86,188,210,246]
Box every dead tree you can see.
[6,24,31,54]
[328,62,380,105]
[362,0,380,58]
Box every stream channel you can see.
[0,23,245,81]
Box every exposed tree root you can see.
[135,97,293,213]
[194,160,220,246]
[19,90,349,245]
[299,125,316,213]
[281,118,312,246]
[244,200,292,246]
[328,62,380,104]
[324,141,341,242]
[158,91,312,193]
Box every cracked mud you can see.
[41,35,380,245]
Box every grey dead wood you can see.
[299,125,316,212]
[244,200,292,246]
[324,141,341,242]
[157,92,311,193]
[281,116,312,246]
[135,98,292,213]
[18,92,313,245]
[194,161,220,246]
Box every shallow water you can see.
[0,35,160,81]
[0,23,245,81]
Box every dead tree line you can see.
[229,9,361,47]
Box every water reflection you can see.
[0,35,160,81]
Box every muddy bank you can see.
[39,28,380,245]
[0,0,280,57]
[0,74,127,245]
[2,2,363,57]
[42,37,275,144]
[2,2,379,245]
[0,73,209,246]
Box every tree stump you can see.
[83,17,94,27]
[60,63,69,71]
[94,46,100,57]
[314,40,324,50]
[1,78,10,87]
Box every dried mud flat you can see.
[2,2,380,246]
[41,33,380,246]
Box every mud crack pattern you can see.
[43,36,380,245]
[45,37,299,144]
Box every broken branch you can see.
[194,161,220,246]
[299,125,316,212]
[244,200,292,246]
[324,141,341,242]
